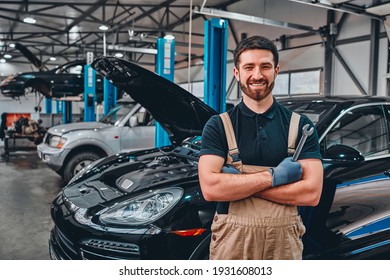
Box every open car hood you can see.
[15,43,46,71]
[91,57,217,146]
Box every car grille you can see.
[51,226,141,260]
[51,226,79,259]
[80,239,141,260]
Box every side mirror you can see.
[129,115,138,127]
[323,144,365,166]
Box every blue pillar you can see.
[103,78,117,115]
[56,100,62,113]
[62,101,72,124]
[204,18,228,113]
[84,64,97,122]
[45,98,52,114]
[155,37,175,147]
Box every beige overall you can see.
[209,112,306,260]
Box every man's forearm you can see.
[254,159,323,206]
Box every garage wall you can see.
[174,2,389,98]
[0,62,32,77]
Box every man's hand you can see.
[269,157,302,187]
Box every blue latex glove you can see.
[269,157,302,187]
[221,165,240,174]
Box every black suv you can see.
[0,60,104,100]
[49,57,390,260]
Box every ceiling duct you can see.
[193,6,315,32]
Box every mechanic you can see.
[198,35,323,260]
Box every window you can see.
[274,69,321,96]
[325,105,389,157]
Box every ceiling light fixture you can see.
[23,16,36,24]
[9,43,15,48]
[0,59,6,63]
[99,24,109,31]
[4,54,12,59]
[114,53,124,58]
[164,34,175,40]
[49,56,56,61]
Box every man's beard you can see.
[239,79,275,101]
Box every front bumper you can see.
[49,226,143,260]
[37,143,68,171]
[49,191,211,260]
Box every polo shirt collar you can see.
[238,97,277,119]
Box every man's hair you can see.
[233,35,279,67]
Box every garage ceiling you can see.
[0,0,241,68]
[0,0,388,70]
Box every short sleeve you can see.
[199,115,228,159]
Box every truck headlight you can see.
[49,135,67,148]
[99,187,183,226]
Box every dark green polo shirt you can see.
[200,99,322,166]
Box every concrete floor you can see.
[0,147,65,260]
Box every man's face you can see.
[233,49,279,101]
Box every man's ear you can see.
[274,64,280,77]
[233,67,240,81]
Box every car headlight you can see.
[99,187,183,226]
[49,135,67,148]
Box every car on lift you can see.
[49,57,390,260]
[37,102,155,183]
[0,60,106,100]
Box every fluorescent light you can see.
[9,43,15,48]
[3,54,12,59]
[0,59,6,63]
[114,53,124,58]
[99,24,109,31]
[23,16,36,24]
[108,45,158,55]
[49,56,56,61]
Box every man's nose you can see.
[252,67,263,79]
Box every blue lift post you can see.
[62,100,72,124]
[45,98,52,114]
[103,78,117,115]
[84,55,97,122]
[204,18,228,113]
[56,100,62,113]
[155,37,175,147]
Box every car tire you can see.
[63,151,100,183]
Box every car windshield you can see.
[280,100,335,125]
[99,104,136,125]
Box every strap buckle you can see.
[229,148,241,163]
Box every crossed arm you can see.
[198,154,323,206]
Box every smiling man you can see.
[198,35,323,260]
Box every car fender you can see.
[63,128,120,156]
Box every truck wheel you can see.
[63,152,100,184]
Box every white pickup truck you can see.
[37,103,155,183]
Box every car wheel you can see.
[63,152,100,183]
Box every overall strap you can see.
[288,112,301,156]
[219,112,243,173]
[219,111,301,172]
